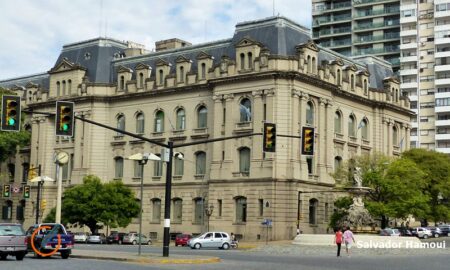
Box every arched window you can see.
[312,57,316,73]
[62,80,66,96]
[159,70,164,85]
[179,66,184,82]
[240,53,245,70]
[67,80,72,94]
[351,74,355,90]
[136,113,145,134]
[197,106,207,128]
[151,198,161,222]
[22,162,29,183]
[120,76,125,90]
[334,156,342,173]
[348,115,356,137]
[309,198,318,225]
[393,126,398,146]
[56,81,60,96]
[176,108,186,130]
[195,151,206,175]
[337,69,341,86]
[174,152,184,176]
[154,110,164,132]
[239,147,251,174]
[307,55,311,73]
[173,198,183,223]
[363,79,368,95]
[139,73,144,88]
[306,102,314,126]
[201,63,206,79]
[194,198,204,224]
[248,52,253,69]
[7,163,15,181]
[235,197,247,223]
[240,98,252,122]
[114,157,124,179]
[117,114,125,135]
[395,89,399,102]
[16,200,25,220]
[2,200,13,220]
[334,111,342,133]
[361,119,368,140]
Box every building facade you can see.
[312,0,401,71]
[0,16,412,240]
[400,0,450,152]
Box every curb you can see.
[71,254,221,264]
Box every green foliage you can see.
[0,88,31,162]
[42,207,69,225]
[329,196,352,229]
[402,149,450,223]
[62,175,140,233]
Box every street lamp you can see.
[30,175,55,224]
[205,205,214,232]
[128,152,161,256]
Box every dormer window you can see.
[363,79,368,95]
[120,76,125,90]
[312,57,316,73]
[56,81,61,96]
[201,63,206,80]
[62,80,66,96]
[159,70,164,85]
[68,80,72,94]
[84,52,91,60]
[248,52,253,69]
[139,73,144,88]
[337,69,341,86]
[351,74,355,90]
[179,66,184,83]
[240,53,245,70]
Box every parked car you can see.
[26,223,73,259]
[107,232,127,244]
[426,227,443,238]
[438,224,450,237]
[0,223,28,261]
[189,232,231,250]
[175,234,192,246]
[379,228,401,236]
[411,227,433,239]
[122,233,151,245]
[394,227,413,237]
[87,233,106,244]
[74,232,90,243]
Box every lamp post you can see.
[205,205,214,232]
[128,152,161,256]
[30,174,55,224]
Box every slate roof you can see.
[0,16,394,91]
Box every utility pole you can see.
[35,165,42,224]
[162,141,173,257]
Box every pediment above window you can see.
[156,58,170,67]
[343,64,357,72]
[176,55,191,63]
[329,58,344,66]
[235,37,262,48]
[135,63,151,70]
[356,69,370,77]
[25,82,39,89]
[117,65,133,73]
[295,40,319,53]
[196,51,213,60]
[48,58,86,74]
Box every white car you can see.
[189,232,231,250]
[73,232,89,243]
[412,227,433,239]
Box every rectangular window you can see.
[223,108,226,124]
[134,161,142,178]
[61,163,69,180]
[306,157,313,174]
[259,199,264,216]
[153,155,163,177]
[263,103,267,121]
[218,199,222,217]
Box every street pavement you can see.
[1,238,449,270]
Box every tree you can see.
[329,196,353,229]
[402,149,450,224]
[332,153,429,228]
[42,207,69,225]
[0,88,31,162]
[61,175,140,234]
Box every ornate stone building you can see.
[0,16,412,240]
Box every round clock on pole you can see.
[55,151,69,165]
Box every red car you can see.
[175,234,192,246]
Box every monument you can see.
[344,167,374,229]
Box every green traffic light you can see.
[62,124,69,131]
[8,118,15,126]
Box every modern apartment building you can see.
[400,0,450,152]
[0,16,411,240]
[312,0,401,71]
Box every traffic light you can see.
[3,184,11,198]
[301,126,315,155]
[41,199,47,210]
[28,165,38,181]
[23,185,31,199]
[55,101,74,137]
[1,95,21,131]
[263,123,276,152]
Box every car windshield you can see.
[0,225,24,236]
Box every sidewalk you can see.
[71,249,221,264]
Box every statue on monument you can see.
[353,167,363,188]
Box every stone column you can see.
[252,90,264,161]
[212,94,224,162]
[405,124,411,151]
[387,120,393,155]
[325,99,334,175]
[299,92,309,177]
[223,94,235,162]
[291,90,301,169]
[317,98,327,178]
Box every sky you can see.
[0,0,312,80]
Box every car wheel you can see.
[194,243,201,249]
[132,240,137,245]
[147,240,152,245]
[222,243,230,250]
[0,254,7,260]
[15,252,25,261]
[434,233,440,238]
[175,244,178,247]
[61,252,70,259]
[423,234,428,239]
[118,240,122,245]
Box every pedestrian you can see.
[334,227,343,257]
[343,226,355,257]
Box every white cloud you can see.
[0,0,311,79]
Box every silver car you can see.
[0,223,27,260]
[189,232,231,250]
[122,233,152,245]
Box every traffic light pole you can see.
[35,165,42,224]
[162,141,173,257]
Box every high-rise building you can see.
[400,0,450,152]
[312,0,401,71]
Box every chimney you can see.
[155,38,192,52]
